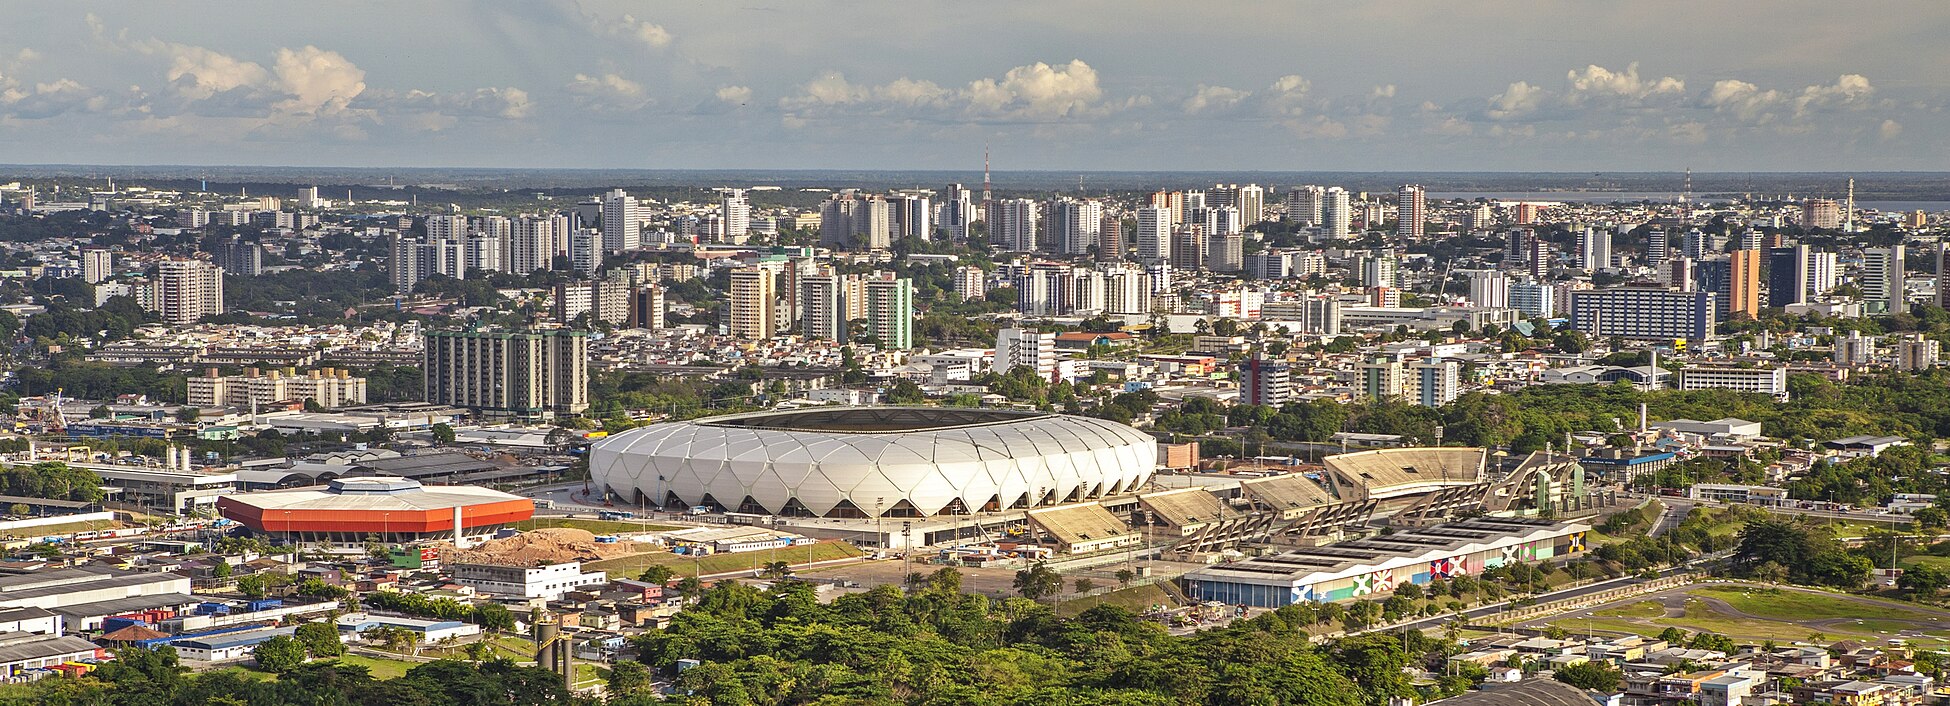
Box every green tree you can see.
[430,423,456,444]
[1902,563,1950,597]
[252,635,307,673]
[637,565,675,585]
[293,622,345,658]
[607,660,652,697]
[1555,661,1622,692]
[1013,561,1062,602]
[176,407,202,424]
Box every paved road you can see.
[1362,560,1710,637]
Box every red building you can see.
[216,477,533,547]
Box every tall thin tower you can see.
[981,146,992,210]
[1844,177,1856,232]
[1680,167,1693,223]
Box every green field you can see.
[519,517,682,534]
[586,541,865,579]
[1537,584,1950,647]
[329,654,417,679]
[1058,583,1173,618]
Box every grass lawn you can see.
[519,517,682,534]
[328,654,417,679]
[1058,583,1173,618]
[586,541,865,579]
[0,519,122,538]
[1691,586,1944,624]
[1592,600,1667,619]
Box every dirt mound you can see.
[437,528,637,566]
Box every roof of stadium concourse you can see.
[697,406,1050,433]
[219,477,523,513]
[1324,448,1486,491]
[1239,474,1341,510]
[1184,517,1586,585]
[1428,679,1605,705]
[354,452,506,479]
[1027,503,1134,547]
[1138,488,1239,528]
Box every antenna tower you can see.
[981,146,992,209]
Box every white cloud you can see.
[271,46,366,115]
[161,45,269,100]
[566,72,651,112]
[1183,84,1250,114]
[781,60,1112,122]
[1795,74,1874,115]
[715,85,752,104]
[1703,79,1782,120]
[1487,81,1544,119]
[1371,84,1397,99]
[1880,119,1903,140]
[1564,63,1684,104]
[621,15,673,48]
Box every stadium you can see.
[588,406,1158,519]
[215,477,535,547]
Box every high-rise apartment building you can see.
[1939,244,1950,310]
[150,259,225,325]
[1577,227,1612,271]
[1239,354,1292,407]
[423,328,588,416]
[728,268,777,340]
[940,184,973,239]
[1727,249,1762,319]
[1411,359,1460,407]
[1396,185,1426,239]
[189,367,366,410]
[898,193,931,242]
[1097,213,1124,262]
[81,248,112,284]
[1568,288,1716,341]
[801,273,847,342]
[993,328,1057,378]
[1322,187,1352,239]
[1205,233,1244,272]
[987,198,1038,252]
[852,196,891,250]
[601,189,641,253]
[1645,229,1669,265]
[1510,279,1555,318]
[866,276,914,350]
[1467,271,1509,309]
[952,266,987,303]
[628,286,665,329]
[508,216,556,275]
[1051,199,1104,255]
[1767,246,1806,308]
[719,189,750,240]
[1358,357,1404,401]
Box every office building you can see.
[1862,246,1905,314]
[601,189,641,253]
[866,276,913,350]
[81,248,112,284]
[1727,249,1762,319]
[1411,359,1460,407]
[1396,185,1426,239]
[1568,288,1715,341]
[423,328,589,416]
[993,328,1057,378]
[940,183,974,239]
[728,268,777,340]
[1678,366,1789,401]
[1666,257,1695,292]
[1767,246,1807,308]
[1171,230,1207,271]
[1645,229,1668,264]
[1247,251,1289,280]
[150,259,225,325]
[1239,355,1292,407]
[988,198,1039,252]
[898,193,931,241]
[1136,206,1171,263]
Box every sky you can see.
[1,1,1946,172]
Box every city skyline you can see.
[0,1,1944,171]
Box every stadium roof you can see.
[1138,488,1238,529]
[1323,448,1485,498]
[1240,474,1341,514]
[1027,503,1134,548]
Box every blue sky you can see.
[1,1,1945,171]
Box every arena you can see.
[215,476,535,547]
[588,406,1158,518]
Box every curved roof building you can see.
[216,477,534,544]
[589,407,1158,518]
